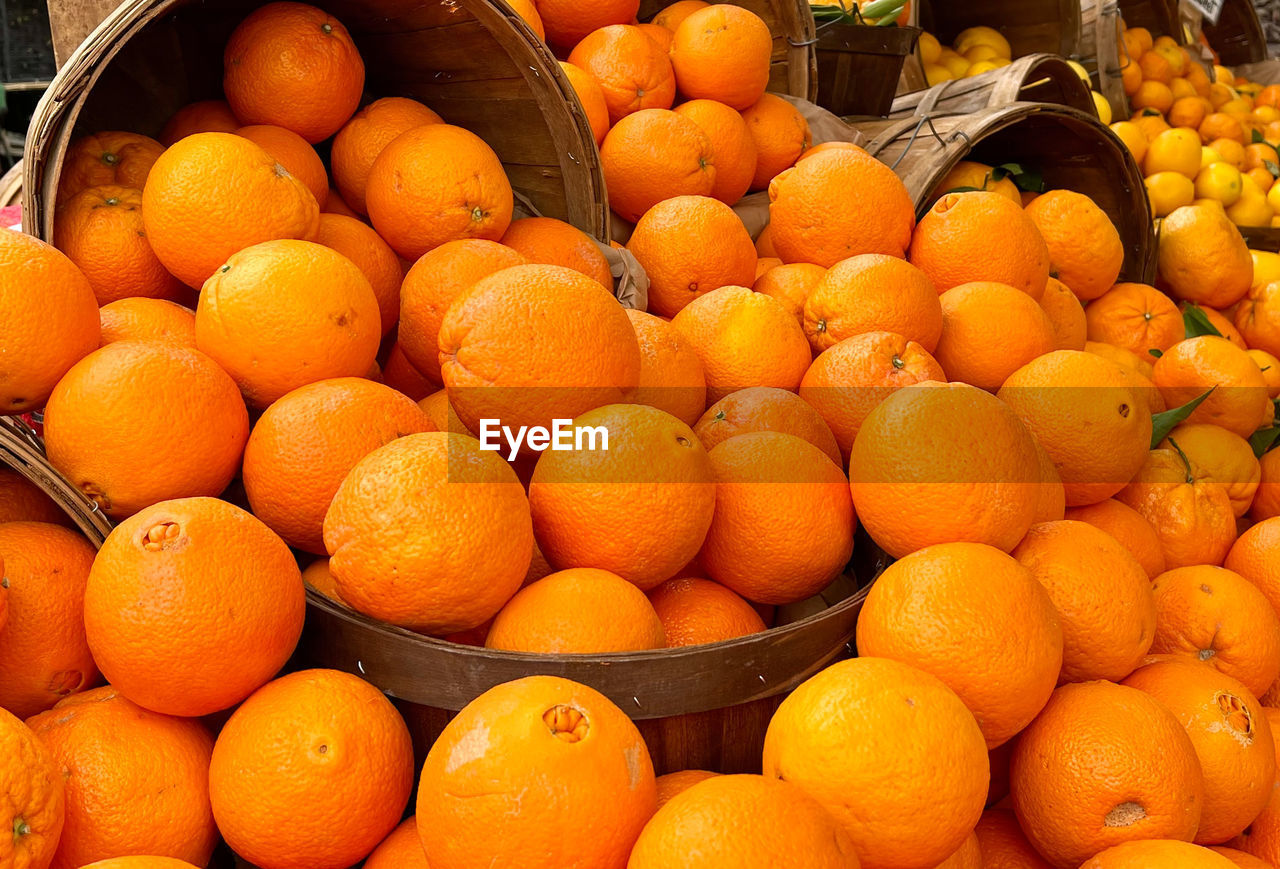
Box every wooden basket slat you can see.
[0,419,111,547]
[890,53,1096,118]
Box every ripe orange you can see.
[0,469,69,526]
[934,281,1057,391]
[141,132,320,288]
[1117,448,1238,570]
[669,5,772,110]
[1249,348,1280,397]
[1157,205,1254,308]
[0,522,98,719]
[159,100,240,145]
[505,0,544,37]
[652,0,709,30]
[754,261,825,323]
[625,195,756,316]
[58,132,163,201]
[235,124,327,206]
[365,817,427,868]
[763,657,989,869]
[1189,303,1250,349]
[1083,841,1239,868]
[500,217,612,288]
[538,0,639,47]
[1040,276,1089,351]
[1236,280,1280,358]
[802,254,941,354]
[693,386,840,465]
[78,857,199,868]
[1211,845,1274,869]
[569,25,676,124]
[98,298,196,348]
[742,93,812,190]
[330,97,442,214]
[626,308,707,425]
[1202,112,1246,144]
[600,109,715,223]
[559,62,610,146]
[1031,434,1068,524]
[767,145,914,267]
[655,769,719,809]
[1086,283,1184,359]
[314,213,402,335]
[1254,449,1280,521]
[673,99,758,205]
[381,341,434,400]
[857,542,1063,748]
[302,557,345,606]
[1064,498,1167,578]
[223,1,364,143]
[699,432,854,605]
[1024,190,1125,301]
[321,187,360,218]
[647,576,766,646]
[0,705,65,869]
[974,808,1053,869]
[910,191,1051,298]
[43,342,249,519]
[1153,336,1270,438]
[366,124,514,260]
[417,675,656,868]
[0,228,99,413]
[1225,517,1280,624]
[1160,423,1260,517]
[209,669,413,869]
[26,687,217,869]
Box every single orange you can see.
[1085,282,1185,357]
[648,576,766,646]
[537,0,640,47]
[673,98,758,205]
[974,808,1053,869]
[910,191,1051,298]
[314,212,402,335]
[626,308,707,426]
[235,124,327,205]
[559,62,610,146]
[1153,336,1270,438]
[753,262,825,323]
[600,109,715,223]
[1064,498,1167,578]
[693,386,840,465]
[742,93,812,191]
[568,25,676,124]
[500,216,612,288]
[365,817,427,869]
[1040,276,1089,350]
[655,769,718,809]
[1025,190,1125,301]
[159,100,240,145]
[0,469,69,526]
[1117,448,1238,570]
[1083,841,1239,868]
[330,96,443,215]
[0,705,66,869]
[58,132,163,201]
[669,5,772,109]
[1157,204,1253,309]
[803,254,942,354]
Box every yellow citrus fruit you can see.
[1092,92,1113,125]
[1144,128,1205,178]
[1227,174,1274,226]
[924,64,954,86]
[1202,146,1224,169]
[1194,161,1244,206]
[955,26,1012,59]
[1111,121,1148,164]
[1145,171,1196,217]
[918,31,942,65]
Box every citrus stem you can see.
[1167,436,1194,485]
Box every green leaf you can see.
[992,163,1024,180]
[1151,388,1216,449]
[1267,160,1280,180]
[1183,305,1224,339]
[1255,128,1267,144]
[1148,348,1164,358]
[941,185,984,194]
[1251,425,1280,457]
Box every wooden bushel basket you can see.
[1197,0,1269,65]
[851,101,1157,283]
[814,22,921,118]
[913,0,1085,59]
[23,0,610,243]
[1081,0,1187,117]
[0,417,110,546]
[889,53,1096,119]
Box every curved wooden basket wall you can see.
[1081,0,1188,116]
[889,53,1096,119]
[22,0,610,243]
[913,0,1085,59]
[851,101,1157,284]
[1200,0,1269,65]
[0,418,111,546]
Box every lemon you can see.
[918,31,942,66]
[1191,198,1227,212]
[1215,64,1235,85]
[1252,249,1280,287]
[1194,161,1243,206]
[931,161,1021,204]
[965,60,1002,78]
[1143,128,1203,179]
[1092,92,1112,125]
[1110,121,1148,163]
[1153,44,1186,76]
[954,25,1012,60]
[1145,171,1195,216]
[1227,174,1273,226]
[1066,60,1091,84]
[1266,178,1280,214]
[963,44,1001,64]
[924,63,953,86]
[939,50,970,79]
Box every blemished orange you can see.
[1160,423,1260,517]
[330,97,442,215]
[223,1,364,143]
[1064,498,1167,578]
[600,109,715,223]
[559,62,610,146]
[0,522,98,719]
[500,217,612,288]
[938,280,1058,390]
[1153,336,1271,438]
[209,669,414,869]
[694,386,840,465]
[1254,449,1280,521]
[58,132,164,201]
[159,100,240,145]
[856,542,1063,748]
[1236,280,1280,358]
[235,124,327,205]
[43,342,249,519]
[529,403,715,591]
[1085,282,1185,356]
[669,5,772,109]
[1211,845,1274,868]
[1117,448,1238,570]
[998,349,1153,506]
[626,308,707,426]
[1025,190,1125,301]
[141,132,320,288]
[438,264,641,437]
[909,192,1051,299]
[648,576,766,646]
[1124,659,1276,844]
[26,687,217,869]
[974,808,1053,869]
[763,657,989,869]
[1010,681,1205,867]
[655,769,719,809]
[568,25,676,124]
[1225,517,1280,625]
[1040,276,1089,351]
[0,228,99,413]
[0,469,69,526]
[800,331,946,462]
[365,817,427,869]
[1082,841,1239,868]
[417,675,656,868]
[1157,205,1254,309]
[98,298,196,348]
[537,0,639,47]
[850,382,1040,558]
[670,285,811,404]
[754,262,825,323]
[673,98,758,205]
[742,93,812,190]
[242,378,433,554]
[629,774,860,868]
[767,145,915,267]
[1013,520,1155,683]
[314,213,401,335]
[802,254,942,354]
[365,123,514,260]
[626,194,756,317]
[381,341,434,400]
[84,498,304,717]
[1229,709,1280,862]
[0,705,65,869]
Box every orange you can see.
[1064,498,1167,579]
[1229,709,1280,862]
[98,298,196,348]
[857,542,1063,748]
[1125,659,1276,844]
[1215,137,1250,168]
[1085,282,1185,356]
[366,123,514,260]
[500,216,612,288]
[0,228,99,413]
[209,669,413,869]
[974,808,1053,869]
[141,132,319,288]
[1212,846,1274,868]
[910,192,1051,298]
[330,97,443,215]
[1083,841,1239,868]
[1160,422,1260,517]
[648,576,766,646]
[1025,190,1125,301]
[1010,681,1205,866]
[1202,112,1247,145]
[850,382,1040,558]
[73,858,198,868]
[601,108,715,223]
[626,308,707,426]
[669,5,772,109]
[537,0,639,47]
[1153,336,1270,438]
[1084,339,1157,383]
[0,523,98,719]
[1135,111,1173,141]
[1170,95,1211,130]
[1157,205,1253,309]
[235,124,327,206]
[629,774,860,867]
[1031,434,1068,524]
[1246,142,1280,172]
[652,0,709,30]
[655,769,719,809]
[381,341,434,400]
[1140,50,1174,84]
[763,657,989,869]
[1117,448,1238,570]
[302,558,345,606]
[934,281,1056,391]
[43,342,248,519]
[1226,517,1280,624]
[1039,276,1088,350]
[625,194,756,316]
[768,145,914,267]
[0,469,69,526]
[1133,81,1176,114]
[27,686,217,869]
[929,160,1022,205]
[321,186,360,218]
[0,706,65,869]
[1248,348,1280,397]
[673,98,758,205]
[1120,60,1144,98]
[417,675,656,867]
[1236,280,1280,358]
[802,254,942,354]
[314,212,401,335]
[742,93,813,191]
[999,350,1153,506]
[223,1,364,143]
[365,817,427,868]
[568,25,676,124]
[934,834,981,869]
[58,132,164,201]
[699,432,854,605]
[1254,449,1280,521]
[693,386,840,465]
[159,99,240,145]
[559,61,610,146]
[439,264,641,437]
[506,0,544,37]
[1146,128,1206,178]
[1187,303,1250,348]
[755,223,777,257]
[755,261,824,323]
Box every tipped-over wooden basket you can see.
[24,0,610,243]
[889,53,1096,119]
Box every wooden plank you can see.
[47,0,124,67]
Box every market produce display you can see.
[4,0,1280,866]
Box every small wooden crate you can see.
[814,22,921,118]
